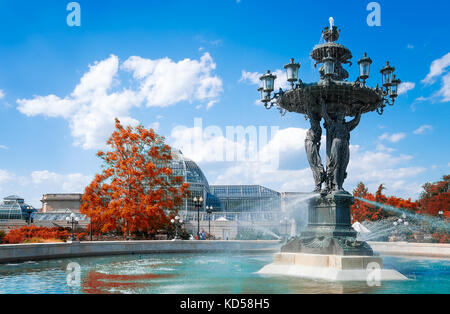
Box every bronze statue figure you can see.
[321,101,361,192]
[305,104,326,192]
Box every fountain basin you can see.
[258,253,408,282]
[0,240,282,264]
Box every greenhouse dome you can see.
[171,151,223,215]
[0,195,37,221]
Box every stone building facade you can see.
[41,194,82,213]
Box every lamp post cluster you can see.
[171,215,183,240]
[258,19,401,116]
[393,213,409,227]
[66,213,80,242]
[25,206,34,225]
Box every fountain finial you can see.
[322,17,340,42]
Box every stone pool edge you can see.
[0,240,283,264]
[368,241,450,259]
[1,241,449,264]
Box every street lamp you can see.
[193,196,204,239]
[25,206,34,225]
[66,212,80,242]
[206,206,213,238]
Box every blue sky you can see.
[0,0,448,207]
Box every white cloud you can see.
[0,169,92,207]
[123,53,222,107]
[398,82,415,95]
[413,125,433,135]
[379,132,406,143]
[31,170,92,193]
[417,53,450,103]
[17,53,223,150]
[169,124,424,199]
[347,146,425,198]
[422,52,450,84]
[437,72,450,102]
[0,145,8,150]
[0,90,5,99]
[376,143,395,153]
[406,44,414,49]
[0,170,12,185]
[148,121,160,132]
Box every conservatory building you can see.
[0,195,37,221]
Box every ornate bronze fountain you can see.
[259,19,401,256]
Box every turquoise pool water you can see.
[0,253,449,294]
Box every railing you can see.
[182,211,284,222]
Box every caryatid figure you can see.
[321,102,361,192]
[305,104,326,193]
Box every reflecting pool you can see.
[0,253,449,294]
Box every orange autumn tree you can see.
[351,182,382,223]
[418,175,450,218]
[81,119,189,238]
[351,183,418,223]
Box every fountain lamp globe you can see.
[323,51,336,78]
[380,61,395,87]
[258,87,271,103]
[284,58,301,88]
[358,52,372,83]
[389,75,401,100]
[260,70,276,93]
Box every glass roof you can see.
[32,212,89,222]
[171,151,210,189]
[0,196,36,220]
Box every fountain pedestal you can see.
[282,192,373,256]
[258,192,408,282]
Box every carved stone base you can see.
[282,191,373,256]
[257,253,408,282]
[282,235,374,256]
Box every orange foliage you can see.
[2,226,70,244]
[418,175,450,218]
[352,176,450,223]
[81,119,189,238]
[351,182,419,223]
